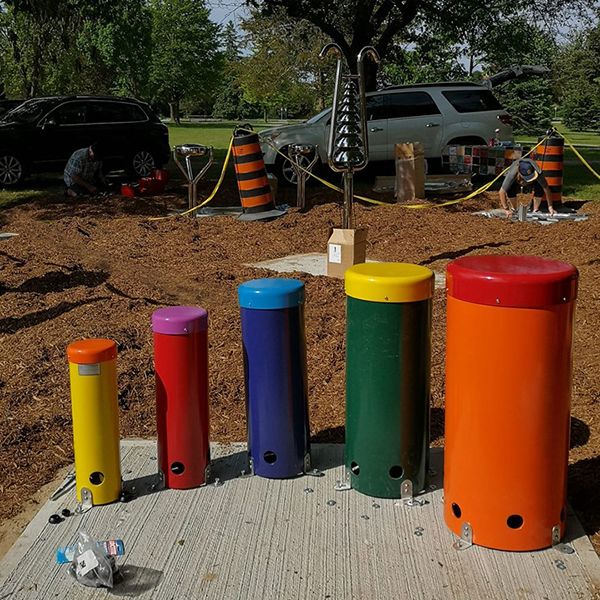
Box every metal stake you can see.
[173,144,214,211]
[342,171,354,229]
[289,144,318,210]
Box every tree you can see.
[479,20,556,135]
[247,0,593,91]
[555,23,600,131]
[380,29,467,86]
[212,22,261,119]
[148,0,222,123]
[236,8,332,120]
[0,0,152,98]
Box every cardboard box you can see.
[326,228,367,279]
[395,142,425,202]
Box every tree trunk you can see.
[363,60,379,92]
[263,106,268,123]
[317,68,325,111]
[169,101,180,124]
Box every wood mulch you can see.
[0,180,599,551]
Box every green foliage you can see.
[481,20,556,136]
[494,79,552,135]
[249,0,592,90]
[555,24,600,132]
[211,22,261,119]
[0,0,152,98]
[148,0,222,119]
[237,8,333,119]
[381,29,466,86]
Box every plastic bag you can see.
[68,531,119,588]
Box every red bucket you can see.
[138,177,159,195]
[153,168,169,183]
[120,184,136,198]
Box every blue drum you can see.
[238,278,310,478]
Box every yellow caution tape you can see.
[559,132,600,181]
[150,125,565,222]
[149,136,234,221]
[260,132,549,209]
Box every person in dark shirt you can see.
[498,158,556,216]
[64,142,107,197]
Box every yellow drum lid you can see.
[345,263,434,303]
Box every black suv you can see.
[0,96,170,186]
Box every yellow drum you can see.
[67,339,121,506]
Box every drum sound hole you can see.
[452,503,462,518]
[263,451,277,464]
[350,462,360,475]
[89,472,104,485]
[389,465,404,479]
[507,514,524,529]
[171,462,185,475]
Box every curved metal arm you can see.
[357,46,380,163]
[319,43,344,170]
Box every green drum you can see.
[344,263,434,498]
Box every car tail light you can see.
[498,113,513,126]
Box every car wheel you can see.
[276,149,319,186]
[0,154,25,187]
[131,149,156,177]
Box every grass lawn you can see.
[1,121,598,210]
[518,124,600,201]
[167,120,273,149]
[518,123,600,147]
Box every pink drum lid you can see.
[152,306,208,335]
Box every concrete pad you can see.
[248,253,446,289]
[1,442,599,599]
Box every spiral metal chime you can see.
[320,44,380,229]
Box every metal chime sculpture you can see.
[289,144,318,210]
[319,44,380,229]
[173,144,214,211]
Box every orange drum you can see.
[232,129,275,215]
[444,255,578,551]
[534,136,564,205]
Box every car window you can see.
[442,90,503,113]
[365,95,387,121]
[50,102,88,125]
[87,102,147,123]
[306,108,330,124]
[386,92,441,118]
[3,99,56,123]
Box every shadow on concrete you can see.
[122,472,163,501]
[112,564,164,596]
[569,454,600,543]
[212,450,249,483]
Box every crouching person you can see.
[64,142,107,198]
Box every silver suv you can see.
[259,82,514,183]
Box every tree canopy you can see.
[248,0,594,90]
[148,0,221,122]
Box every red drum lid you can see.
[447,255,578,308]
